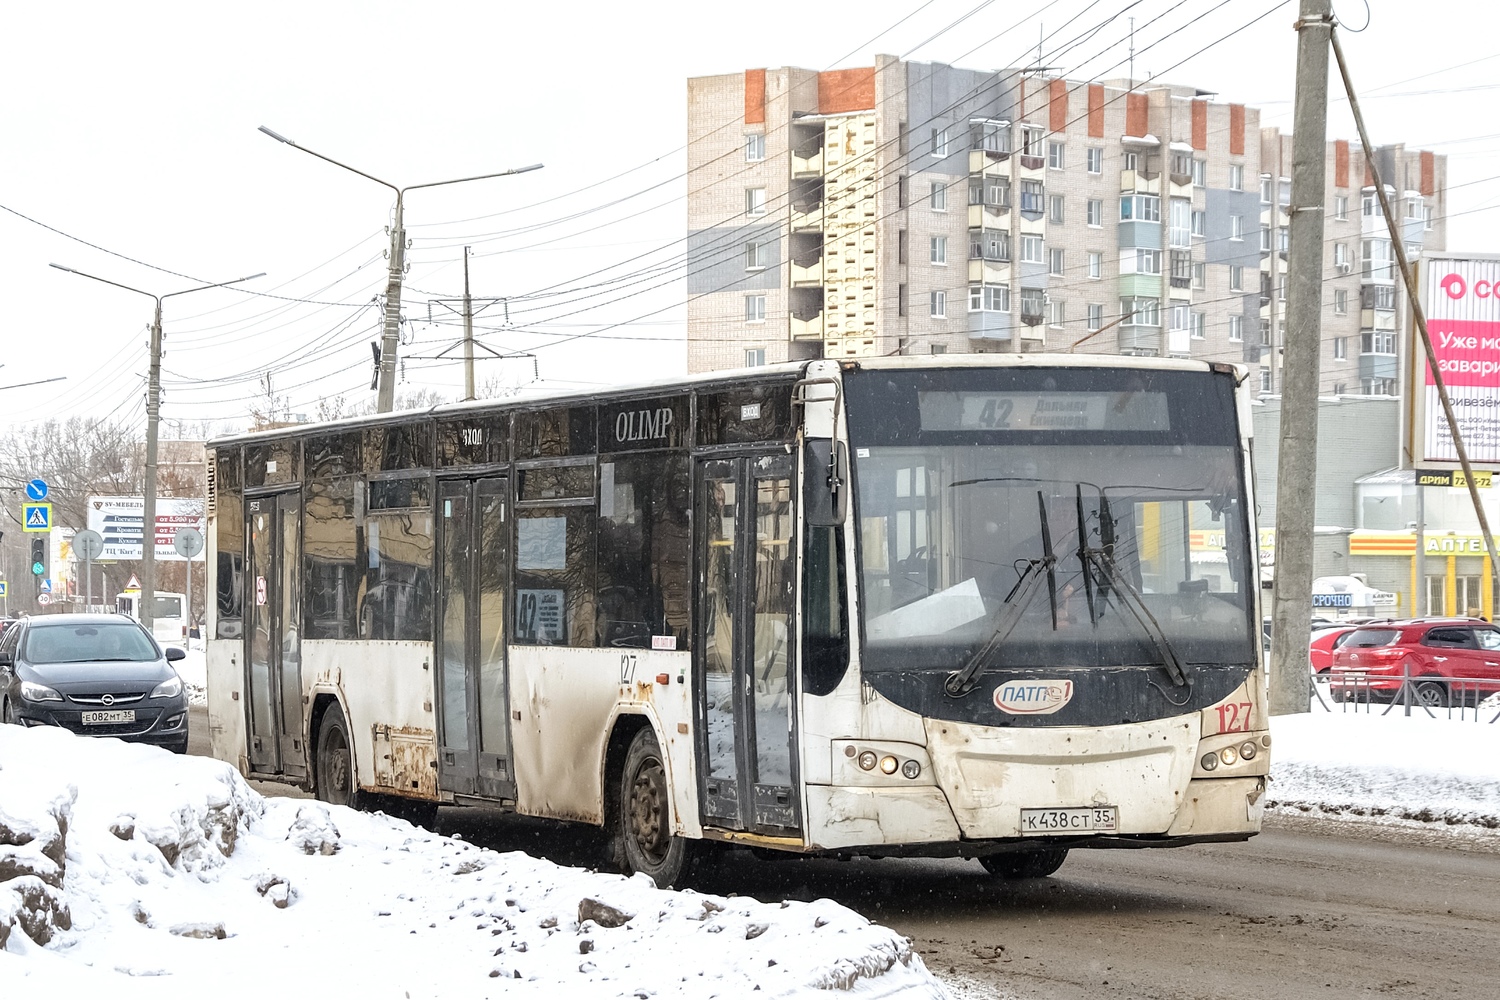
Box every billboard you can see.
[1410,254,1500,467]
[86,496,206,561]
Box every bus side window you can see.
[802,524,849,696]
[596,455,691,650]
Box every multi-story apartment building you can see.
[685,57,1446,394]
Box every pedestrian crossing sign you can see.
[23,503,51,532]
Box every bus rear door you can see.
[245,491,307,779]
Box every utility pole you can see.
[463,246,476,401]
[378,194,408,412]
[1267,0,1332,715]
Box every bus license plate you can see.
[1020,806,1117,835]
[81,710,135,725]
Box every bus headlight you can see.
[878,755,899,775]
[1200,752,1219,771]
[857,750,878,771]
[901,759,921,780]
[1219,746,1238,766]
[1239,741,1258,761]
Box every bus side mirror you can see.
[804,439,849,527]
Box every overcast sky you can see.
[4,0,1497,435]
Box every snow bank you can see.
[0,725,946,999]
[172,647,207,706]
[1269,710,1500,833]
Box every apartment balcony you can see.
[1117,323,1162,354]
[1358,353,1398,382]
[967,309,1013,340]
[1360,307,1396,331]
[789,176,824,231]
[791,121,825,176]
[789,232,823,286]
[790,285,824,340]
[1018,153,1045,171]
[1117,273,1161,299]
[1169,250,1193,289]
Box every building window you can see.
[1260,318,1272,345]
[1020,234,1044,263]
[1191,209,1206,237]
[1049,194,1065,224]
[930,236,948,265]
[745,294,766,322]
[745,348,767,367]
[1192,262,1206,289]
[1230,265,1244,291]
[1228,315,1243,341]
[1333,336,1347,360]
[1047,141,1065,169]
[1123,248,1160,274]
[930,290,946,318]
[1021,287,1046,320]
[1087,303,1104,331]
[745,241,767,270]
[1278,277,1287,301]
[745,134,766,162]
[1261,369,1273,394]
[1119,194,1160,222]
[746,187,767,216]
[898,175,908,208]
[1049,247,1064,276]
[1170,300,1190,333]
[1169,199,1191,248]
[1020,180,1045,214]
[898,228,908,265]
[1333,382,1347,395]
[1260,225,1273,252]
[1361,330,1397,355]
[1363,378,1397,396]
[970,228,1009,261]
[1363,238,1393,280]
[1334,289,1348,314]
[1260,176,1274,204]
[1120,296,1159,326]
[931,127,949,157]
[929,181,947,211]
[1086,198,1103,227]
[1229,164,1244,191]
[1424,205,1434,231]
[1230,214,1244,240]
[897,283,907,317]
[1406,197,1422,219]
[1021,126,1045,157]
[1190,311,1206,339]
[1123,151,1138,171]
[1048,299,1065,327]
[1279,227,1290,252]
[1087,146,1103,173]
[1088,251,1102,279]
[1191,159,1206,188]
[1335,194,1349,221]
[1334,242,1348,269]
[931,344,947,355]
[1363,193,1382,218]
[971,121,1010,153]
[1365,284,1396,309]
[969,283,1010,312]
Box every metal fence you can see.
[1312,665,1500,723]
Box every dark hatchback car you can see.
[0,613,189,753]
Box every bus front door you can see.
[245,491,306,779]
[435,477,514,800]
[696,454,800,835]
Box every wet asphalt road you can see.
[188,705,1500,999]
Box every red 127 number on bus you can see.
[1215,701,1253,734]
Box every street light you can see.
[50,264,264,629]
[257,126,542,412]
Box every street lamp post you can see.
[257,127,541,412]
[49,265,264,629]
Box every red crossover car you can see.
[1330,617,1500,706]
[1309,624,1361,674]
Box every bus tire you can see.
[314,703,363,810]
[979,848,1068,880]
[619,726,691,888]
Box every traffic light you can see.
[30,537,45,576]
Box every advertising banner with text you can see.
[1417,254,1500,466]
[86,496,206,561]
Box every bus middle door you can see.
[435,477,515,800]
[245,490,306,779]
[695,454,800,835]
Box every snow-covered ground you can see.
[0,726,946,998]
[171,646,207,706]
[1268,707,1500,835]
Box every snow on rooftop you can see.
[0,726,946,998]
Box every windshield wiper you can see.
[946,491,1057,697]
[1082,491,1190,692]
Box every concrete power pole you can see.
[1268,0,1334,715]
[142,298,164,629]
[377,194,408,413]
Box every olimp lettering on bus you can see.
[615,406,674,444]
[993,679,1075,715]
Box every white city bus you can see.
[117,591,189,644]
[203,356,1268,885]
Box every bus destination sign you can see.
[918,391,1171,433]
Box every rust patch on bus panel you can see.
[371,724,438,798]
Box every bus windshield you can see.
[846,367,1255,672]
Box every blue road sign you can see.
[24,478,49,502]
[0,581,7,597]
[39,579,52,594]
[23,503,51,532]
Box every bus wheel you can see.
[315,704,363,810]
[979,849,1069,880]
[619,727,691,888]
